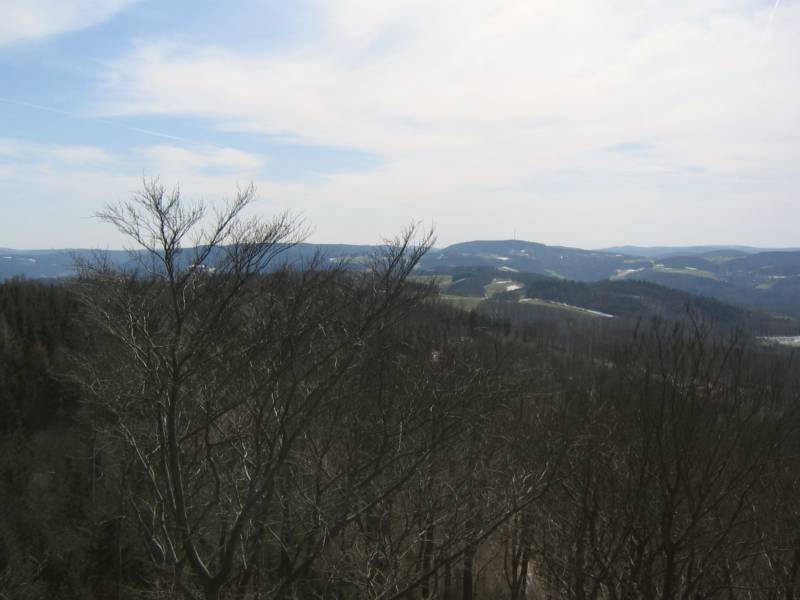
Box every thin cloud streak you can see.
[769,0,783,29]
[0,97,191,143]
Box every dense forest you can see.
[1,183,799,600]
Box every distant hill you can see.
[606,251,800,317]
[0,244,379,281]
[418,239,649,281]
[415,240,800,317]
[515,277,796,335]
[0,250,133,280]
[426,267,799,337]
[600,245,800,258]
[4,239,799,318]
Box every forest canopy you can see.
[1,182,799,600]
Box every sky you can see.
[0,0,798,249]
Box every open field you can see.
[439,294,485,310]
[519,297,614,318]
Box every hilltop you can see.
[4,239,800,318]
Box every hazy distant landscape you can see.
[3,0,799,598]
[3,205,800,599]
[6,238,800,323]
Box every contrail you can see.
[0,96,191,143]
[768,0,782,31]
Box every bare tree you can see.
[76,180,441,599]
[532,322,793,600]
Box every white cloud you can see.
[0,139,24,157]
[0,0,137,46]
[47,145,114,164]
[134,145,269,175]
[0,137,283,247]
[92,1,800,246]
[3,1,796,248]
[0,138,115,164]
[100,2,800,173]
[0,153,278,249]
[0,138,265,174]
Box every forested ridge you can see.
[1,184,799,600]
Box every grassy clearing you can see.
[409,274,454,289]
[439,294,485,311]
[483,279,523,297]
[758,336,800,348]
[519,297,612,318]
[611,268,645,280]
[653,266,718,279]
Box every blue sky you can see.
[1,0,798,249]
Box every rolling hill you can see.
[421,266,799,337]
[416,241,800,317]
[3,239,799,318]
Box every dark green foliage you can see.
[0,280,152,599]
[523,278,787,331]
[0,280,83,432]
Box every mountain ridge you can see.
[3,239,799,317]
[599,245,800,258]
